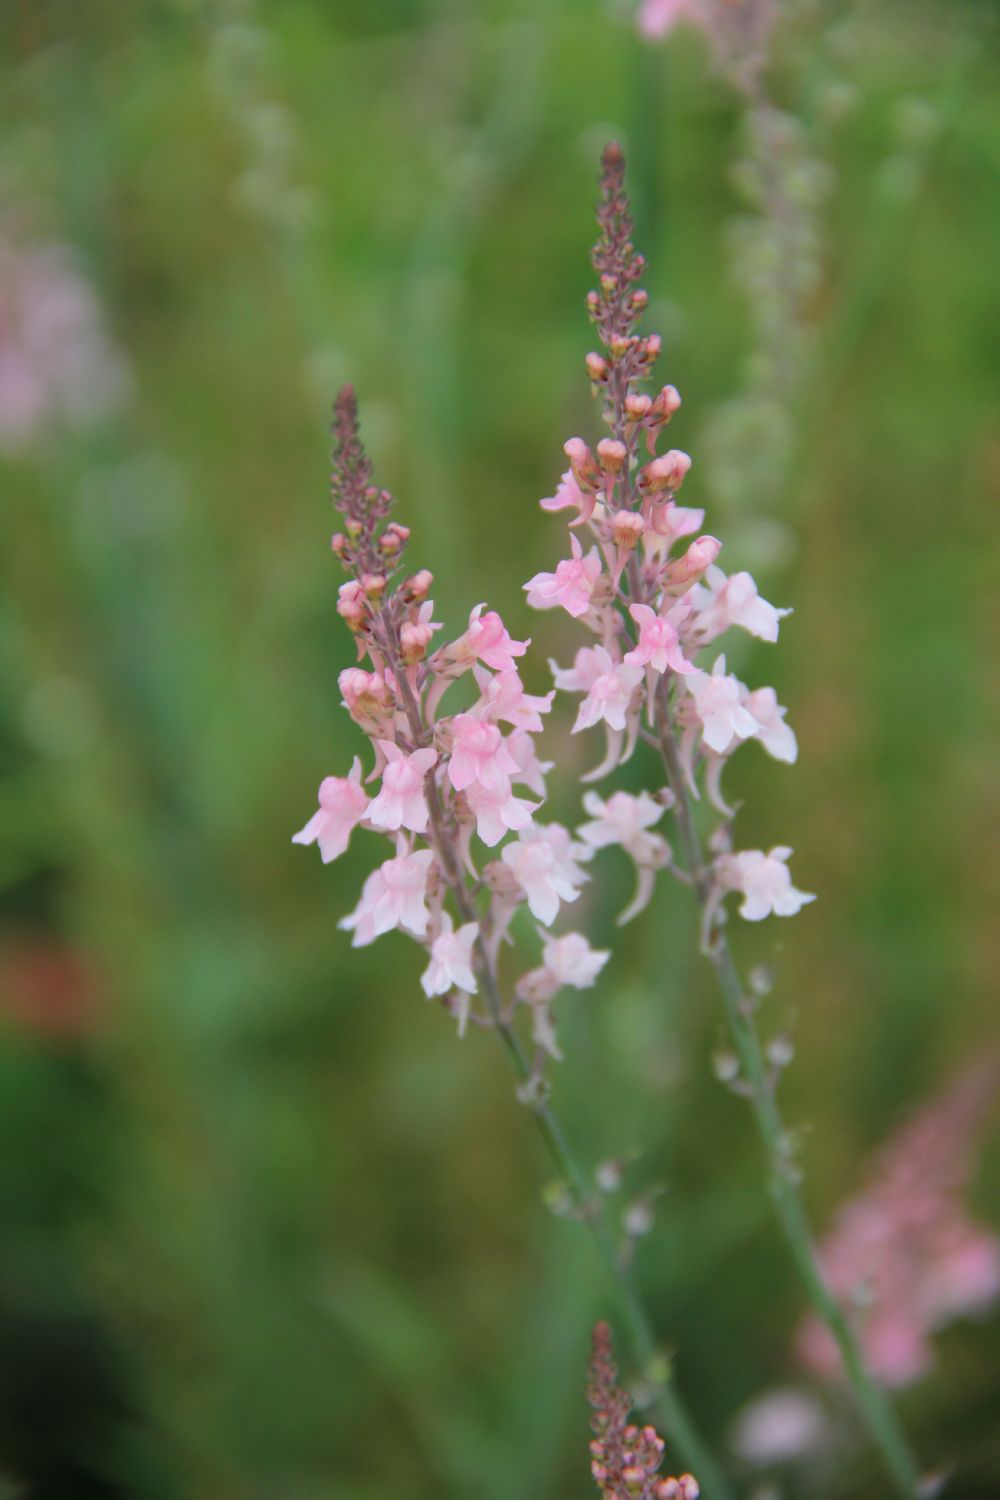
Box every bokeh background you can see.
[1,1,999,1497]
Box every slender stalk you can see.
[383,614,735,1500]
[653,683,922,1499]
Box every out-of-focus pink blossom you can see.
[524,533,603,618]
[691,565,790,644]
[745,685,797,763]
[368,742,438,834]
[506,728,553,798]
[292,758,369,862]
[625,602,694,675]
[637,0,703,41]
[541,932,609,989]
[473,666,553,732]
[420,915,479,1001]
[716,846,815,921]
[540,466,588,515]
[687,656,761,754]
[339,848,435,945]
[464,780,539,847]
[578,789,667,864]
[501,823,590,925]
[797,1059,1000,1388]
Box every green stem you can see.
[654,685,922,1498]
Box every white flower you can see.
[688,655,761,754]
[540,932,609,989]
[717,846,815,922]
[690,565,790,643]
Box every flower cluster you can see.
[525,143,813,935]
[293,386,608,1060]
[796,1058,1000,1388]
[587,1321,699,1499]
[0,233,129,453]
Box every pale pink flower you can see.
[647,499,705,545]
[541,932,610,989]
[500,823,590,925]
[464,780,539,847]
[540,466,587,515]
[473,666,554,732]
[338,668,395,734]
[688,656,761,754]
[524,533,603,618]
[745,686,798,764]
[578,789,667,864]
[625,602,694,675]
[367,741,439,833]
[338,848,435,945]
[572,648,643,734]
[447,714,520,794]
[730,1389,828,1466]
[464,603,528,671]
[551,645,606,694]
[637,0,702,41]
[420,914,479,1000]
[691,565,790,644]
[292,758,369,862]
[506,728,553,798]
[717,846,815,921]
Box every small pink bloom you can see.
[638,448,692,495]
[464,780,539,847]
[717,846,815,922]
[464,603,528,671]
[688,655,762,754]
[578,789,667,864]
[647,500,705,544]
[473,666,553,732]
[367,741,438,834]
[664,534,722,588]
[637,0,702,40]
[625,602,694,675]
[691,565,791,643]
[447,714,520,794]
[338,848,435,946]
[540,467,587,515]
[506,728,553,798]
[744,686,798,764]
[420,914,479,1000]
[339,668,395,734]
[292,758,369,863]
[524,534,603,618]
[551,645,606,694]
[500,823,590,926]
[541,932,610,989]
[572,647,643,734]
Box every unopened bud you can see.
[400,621,433,664]
[640,333,662,363]
[638,449,692,495]
[624,1199,656,1237]
[625,392,653,422]
[596,1159,624,1193]
[629,288,649,313]
[360,572,386,600]
[713,1050,740,1083]
[767,1035,795,1069]
[651,384,682,422]
[585,351,610,384]
[597,438,627,475]
[330,532,349,559]
[379,522,409,555]
[337,579,367,630]
[404,568,433,601]
[563,436,601,490]
[665,534,721,587]
[611,509,644,549]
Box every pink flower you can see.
[625,602,694,675]
[506,728,552,797]
[464,780,539,847]
[292,758,369,862]
[572,648,643,734]
[500,823,590,925]
[464,603,528,671]
[420,914,479,1000]
[717,846,815,921]
[447,714,520,794]
[551,645,606,694]
[524,533,603,618]
[339,668,395,734]
[338,848,436,945]
[637,0,703,39]
[541,932,609,989]
[688,656,762,754]
[691,565,791,644]
[367,742,439,833]
[540,467,588,515]
[473,666,553,732]
[578,789,667,864]
[744,686,798,764]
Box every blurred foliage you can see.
[1,0,999,1497]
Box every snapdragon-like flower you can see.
[462,603,528,672]
[689,565,790,645]
[368,742,438,833]
[420,914,479,1002]
[292,758,369,862]
[625,602,694,675]
[573,650,644,735]
[524,533,603,618]
[501,823,590,925]
[715,847,815,921]
[447,714,520,794]
[339,847,435,946]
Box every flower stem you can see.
[654,686,922,1499]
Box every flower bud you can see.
[337,579,367,631]
[379,522,409,555]
[597,438,627,475]
[403,568,433,601]
[400,620,433,664]
[625,392,653,423]
[585,351,609,385]
[611,509,644,549]
[563,436,601,490]
[638,449,692,495]
[629,287,649,313]
[360,572,386,600]
[664,534,721,588]
[339,667,395,733]
[651,384,682,423]
[330,532,349,560]
[640,333,662,363]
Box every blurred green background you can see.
[1,1,999,1497]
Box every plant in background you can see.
[297,146,934,1499]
